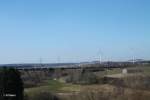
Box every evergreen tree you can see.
[0,67,23,100]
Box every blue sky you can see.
[0,0,150,64]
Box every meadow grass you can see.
[25,79,81,97]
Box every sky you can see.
[0,0,150,64]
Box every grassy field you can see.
[24,68,123,97]
[126,65,150,75]
[98,65,150,77]
[106,68,122,75]
[140,66,150,75]
[25,65,150,99]
[25,79,81,97]
[95,68,122,77]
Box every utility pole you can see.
[129,48,135,64]
[98,49,102,64]
[99,54,102,64]
[39,57,43,69]
[57,56,61,63]
[132,56,135,64]
[40,57,42,65]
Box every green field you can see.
[25,79,81,97]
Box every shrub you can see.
[66,71,98,84]
[24,93,29,100]
[30,91,59,100]
[123,75,150,90]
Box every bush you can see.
[66,71,98,84]
[79,72,98,84]
[123,75,150,90]
[24,93,29,100]
[65,86,150,100]
[30,91,59,100]
[24,81,37,88]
